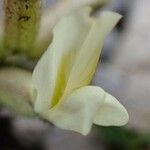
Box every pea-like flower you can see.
[32,7,129,135]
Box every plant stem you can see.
[4,0,42,56]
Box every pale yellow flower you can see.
[32,7,128,135]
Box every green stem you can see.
[0,14,5,59]
[4,0,42,56]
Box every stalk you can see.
[4,0,42,56]
[0,3,5,59]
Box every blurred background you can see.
[0,0,150,150]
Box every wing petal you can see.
[42,86,105,135]
[94,93,129,126]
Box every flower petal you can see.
[41,86,105,135]
[32,8,122,112]
[66,11,122,91]
[94,92,129,126]
[32,7,94,112]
